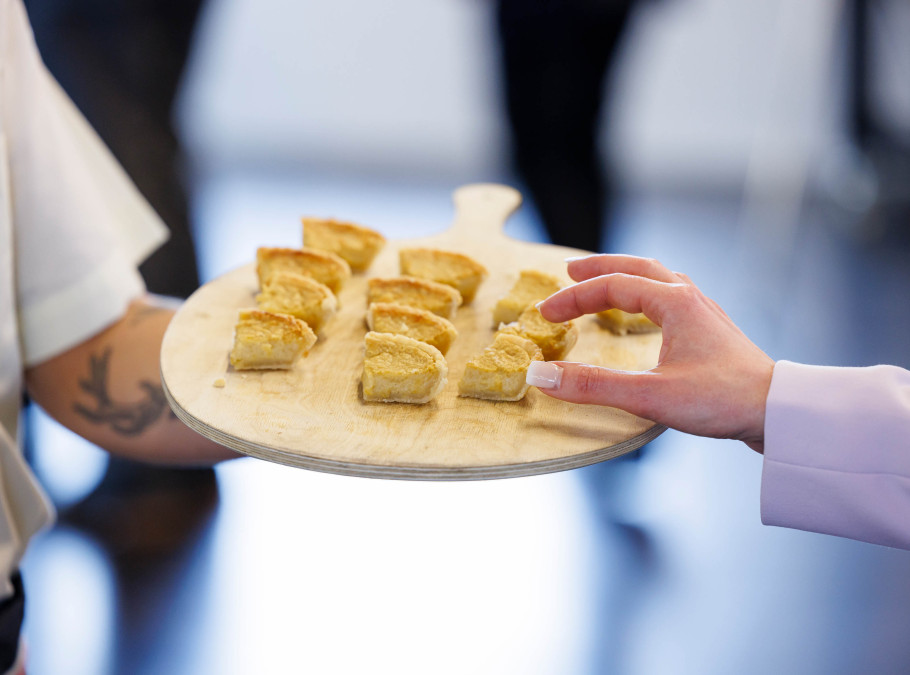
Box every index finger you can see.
[565,254,683,284]
[538,273,682,325]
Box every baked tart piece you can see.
[366,302,458,355]
[492,269,562,326]
[596,309,660,336]
[496,305,578,361]
[458,333,543,402]
[229,309,317,370]
[398,247,487,303]
[255,271,337,334]
[362,331,448,404]
[367,276,462,320]
[256,246,351,294]
[302,217,386,272]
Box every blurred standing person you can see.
[22,0,219,572]
[25,0,207,299]
[2,2,238,671]
[495,0,638,254]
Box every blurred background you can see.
[19,0,910,673]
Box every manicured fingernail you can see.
[564,256,587,262]
[526,361,563,389]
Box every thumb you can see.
[526,360,657,418]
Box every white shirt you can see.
[0,0,168,597]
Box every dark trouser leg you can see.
[496,0,634,253]
[0,573,24,673]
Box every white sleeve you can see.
[3,0,168,366]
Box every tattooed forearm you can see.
[127,303,171,327]
[74,348,173,436]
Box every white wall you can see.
[178,0,846,192]
[610,0,842,191]
[179,0,506,179]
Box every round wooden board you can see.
[160,183,664,480]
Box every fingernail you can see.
[526,361,563,389]
[564,256,587,263]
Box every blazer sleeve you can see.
[761,360,910,549]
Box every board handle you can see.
[450,183,523,241]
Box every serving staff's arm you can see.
[25,294,238,466]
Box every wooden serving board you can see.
[160,183,664,480]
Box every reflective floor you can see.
[20,172,910,675]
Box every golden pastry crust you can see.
[302,217,386,272]
[596,309,660,336]
[492,269,562,326]
[256,246,351,294]
[458,333,543,402]
[367,276,462,320]
[229,309,317,370]
[497,305,578,361]
[362,331,448,404]
[398,247,487,303]
[366,302,458,355]
[255,271,337,334]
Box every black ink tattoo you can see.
[74,348,171,436]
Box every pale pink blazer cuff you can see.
[761,360,910,549]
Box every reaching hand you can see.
[526,255,774,452]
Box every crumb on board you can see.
[213,377,226,388]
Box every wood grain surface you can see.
[160,183,664,479]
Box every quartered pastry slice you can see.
[595,309,660,335]
[366,276,462,320]
[496,305,578,361]
[229,309,317,370]
[256,246,351,294]
[302,217,386,272]
[492,269,562,326]
[256,271,337,334]
[366,302,458,355]
[458,333,543,402]
[361,332,448,404]
[398,247,487,303]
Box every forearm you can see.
[26,295,238,466]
